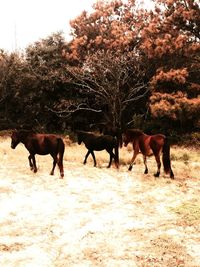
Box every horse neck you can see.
[19,131,33,144]
[129,129,144,139]
[79,132,90,143]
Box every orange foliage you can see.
[142,0,200,127]
[65,0,200,129]
[151,68,189,87]
[150,92,200,122]
[66,0,147,62]
[189,83,200,94]
[140,0,200,58]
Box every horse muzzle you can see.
[11,142,17,149]
[123,142,128,147]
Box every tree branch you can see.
[46,103,102,118]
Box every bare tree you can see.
[51,51,149,130]
[50,51,150,164]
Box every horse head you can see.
[123,130,131,147]
[11,130,33,149]
[11,130,21,149]
[76,131,84,145]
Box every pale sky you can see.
[0,0,96,52]
[0,0,153,52]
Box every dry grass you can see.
[0,136,200,267]
[170,200,200,226]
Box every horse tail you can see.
[56,137,65,178]
[57,138,65,162]
[114,136,119,168]
[118,131,123,148]
[162,137,174,178]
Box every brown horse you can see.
[11,130,65,178]
[77,131,119,168]
[123,129,174,179]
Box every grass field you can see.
[0,135,200,267]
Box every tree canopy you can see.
[0,0,199,136]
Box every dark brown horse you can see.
[90,122,122,165]
[77,131,119,168]
[11,130,65,178]
[123,129,174,179]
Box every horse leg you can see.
[114,152,119,169]
[57,160,64,178]
[32,155,37,173]
[143,155,148,174]
[28,155,33,170]
[57,151,64,178]
[50,154,57,176]
[84,150,91,165]
[170,170,174,179]
[107,150,118,168]
[107,151,113,168]
[57,156,64,178]
[154,154,161,177]
[90,151,97,167]
[128,149,139,171]
[112,151,119,168]
[105,148,113,168]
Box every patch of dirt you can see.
[0,137,200,267]
[0,242,24,252]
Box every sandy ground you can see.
[0,136,200,267]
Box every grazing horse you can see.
[77,131,119,168]
[123,129,174,179]
[11,130,65,178]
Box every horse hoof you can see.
[128,166,132,171]
[34,169,37,173]
[144,170,148,174]
[50,172,54,176]
[154,173,160,177]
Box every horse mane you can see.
[14,129,36,140]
